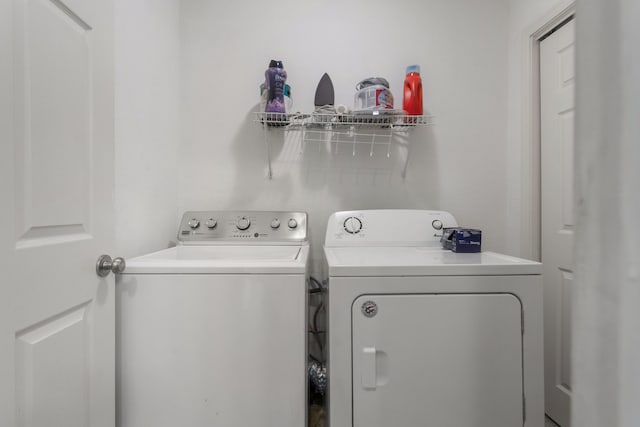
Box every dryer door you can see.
[352,293,524,427]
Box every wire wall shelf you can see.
[253,111,434,179]
[254,112,433,129]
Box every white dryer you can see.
[324,210,544,427]
[117,211,308,427]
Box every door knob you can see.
[96,254,126,277]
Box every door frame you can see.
[518,1,576,261]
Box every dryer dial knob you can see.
[236,217,251,231]
[206,218,217,229]
[287,218,298,229]
[344,217,362,234]
[270,219,281,229]
[188,218,200,229]
[432,219,443,230]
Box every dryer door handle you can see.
[361,347,377,389]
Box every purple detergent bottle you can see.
[265,60,287,113]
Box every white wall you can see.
[180,0,510,274]
[0,0,13,424]
[114,0,181,258]
[506,0,574,258]
[573,0,640,424]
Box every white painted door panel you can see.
[1,0,115,426]
[541,18,575,427]
[352,294,524,427]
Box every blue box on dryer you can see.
[441,228,482,253]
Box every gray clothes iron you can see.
[314,73,335,107]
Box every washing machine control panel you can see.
[178,211,308,243]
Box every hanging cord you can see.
[308,276,326,362]
[308,276,328,399]
[309,276,324,290]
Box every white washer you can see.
[324,210,544,427]
[117,211,308,427]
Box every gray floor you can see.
[308,405,561,427]
[546,416,560,426]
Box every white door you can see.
[352,293,523,427]
[540,18,575,427]
[0,0,115,426]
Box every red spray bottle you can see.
[403,65,423,115]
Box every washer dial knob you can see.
[344,217,363,234]
[205,218,217,229]
[236,217,251,231]
[188,218,200,229]
[287,218,298,229]
[270,219,281,229]
[432,219,443,230]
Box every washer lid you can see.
[123,245,308,274]
[324,246,541,276]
